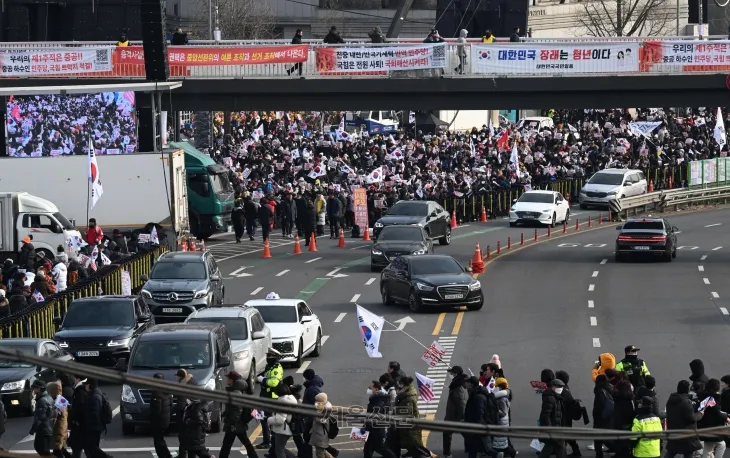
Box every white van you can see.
[517,117,554,131]
[579,169,648,209]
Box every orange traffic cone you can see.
[649,179,654,192]
[180,239,188,251]
[262,239,272,259]
[337,229,346,248]
[471,243,485,274]
[189,239,197,251]
[309,233,318,252]
[292,235,302,255]
[199,239,206,251]
[363,228,371,241]
[668,176,673,189]
[480,206,488,223]
[451,211,458,229]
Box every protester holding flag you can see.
[31,267,55,298]
[696,379,730,458]
[665,380,705,458]
[363,381,396,458]
[463,376,502,458]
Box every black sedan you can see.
[371,226,433,271]
[0,339,73,415]
[615,217,678,262]
[373,201,451,245]
[380,255,483,312]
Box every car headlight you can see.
[412,249,426,255]
[372,249,383,255]
[542,209,552,213]
[510,207,516,212]
[416,282,434,291]
[108,338,131,347]
[58,342,68,348]
[374,222,383,228]
[203,379,216,390]
[193,290,209,299]
[607,191,618,195]
[121,384,137,403]
[140,289,152,299]
[1,381,24,391]
[469,281,482,291]
[234,350,250,361]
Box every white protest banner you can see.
[356,305,384,358]
[315,44,447,74]
[715,108,726,148]
[641,41,730,73]
[471,42,640,74]
[121,270,132,296]
[629,121,662,138]
[421,341,446,368]
[349,428,369,442]
[0,47,113,76]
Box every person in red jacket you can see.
[85,218,104,247]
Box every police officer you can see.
[255,347,284,450]
[615,345,651,389]
[630,397,662,458]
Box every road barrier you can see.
[0,246,167,339]
[613,185,730,220]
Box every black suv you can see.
[371,225,433,271]
[140,251,225,323]
[615,217,678,262]
[53,296,154,367]
[373,201,451,245]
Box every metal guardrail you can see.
[612,186,730,219]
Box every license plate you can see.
[77,351,99,357]
[522,215,534,219]
[164,308,183,313]
[445,294,464,299]
[633,246,650,250]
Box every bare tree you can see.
[191,0,276,40]
[574,0,676,37]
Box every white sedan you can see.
[509,190,570,227]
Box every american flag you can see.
[415,372,435,402]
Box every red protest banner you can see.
[115,45,309,65]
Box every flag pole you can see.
[86,134,91,226]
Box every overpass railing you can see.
[0,38,728,79]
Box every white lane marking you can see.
[705,223,722,228]
[704,278,711,285]
[721,308,729,316]
[276,270,290,277]
[590,316,597,326]
[350,294,361,303]
[698,266,705,272]
[701,255,708,260]
[250,287,264,295]
[600,259,607,265]
[588,300,595,308]
[593,338,601,348]
[230,267,247,276]
[350,245,370,250]
[588,284,595,291]
[321,335,330,345]
[712,292,720,299]
[214,241,296,262]
[296,361,312,373]
[713,246,723,251]
[365,278,376,286]
[592,271,599,278]
[305,257,322,263]
[334,313,347,323]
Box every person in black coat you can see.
[555,371,581,457]
[444,366,468,458]
[363,382,396,458]
[611,381,636,458]
[17,238,36,271]
[462,376,496,458]
[635,375,664,419]
[302,369,324,406]
[287,29,304,76]
[150,373,173,458]
[68,376,87,458]
[231,198,246,243]
[326,192,342,238]
[665,380,704,458]
[294,194,307,237]
[243,196,259,241]
[697,378,730,458]
[593,375,614,458]
[183,399,212,458]
[689,359,709,386]
[303,201,317,247]
[539,379,566,458]
[176,369,198,458]
[257,198,273,242]
[82,379,111,458]
[323,26,344,44]
[219,372,257,458]
[280,193,297,238]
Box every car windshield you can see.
[150,262,206,280]
[622,221,664,231]
[0,344,35,368]
[378,227,423,241]
[517,193,554,204]
[53,212,75,230]
[386,203,428,217]
[410,258,463,276]
[210,173,234,194]
[252,305,298,323]
[588,172,624,186]
[520,120,541,129]
[130,340,212,369]
[63,301,134,327]
[187,318,248,340]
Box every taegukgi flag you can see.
[88,138,104,210]
[715,108,726,148]
[356,305,384,358]
[629,121,662,138]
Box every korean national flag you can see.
[367,167,383,183]
[308,165,325,179]
[356,305,384,358]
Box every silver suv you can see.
[185,306,271,393]
[140,251,225,324]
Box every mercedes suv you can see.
[140,251,225,323]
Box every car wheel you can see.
[408,291,423,313]
[550,213,556,228]
[247,362,256,394]
[209,405,222,433]
[509,222,517,227]
[122,422,135,435]
[439,227,451,246]
[663,250,673,262]
[293,339,304,368]
[615,252,622,263]
[370,264,380,272]
[381,284,394,305]
[311,330,322,357]
[579,203,588,210]
[466,299,484,311]
[672,248,677,258]
[564,209,570,223]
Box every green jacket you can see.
[631,412,662,457]
[260,362,283,399]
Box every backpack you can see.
[601,389,615,421]
[100,393,113,425]
[483,392,500,425]
[288,414,305,436]
[326,416,339,439]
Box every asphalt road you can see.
[7,203,675,458]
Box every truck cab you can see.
[345,111,399,134]
[171,142,235,239]
[0,192,82,260]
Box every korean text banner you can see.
[641,41,730,73]
[115,45,308,66]
[315,44,447,73]
[471,42,640,74]
[0,47,113,76]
